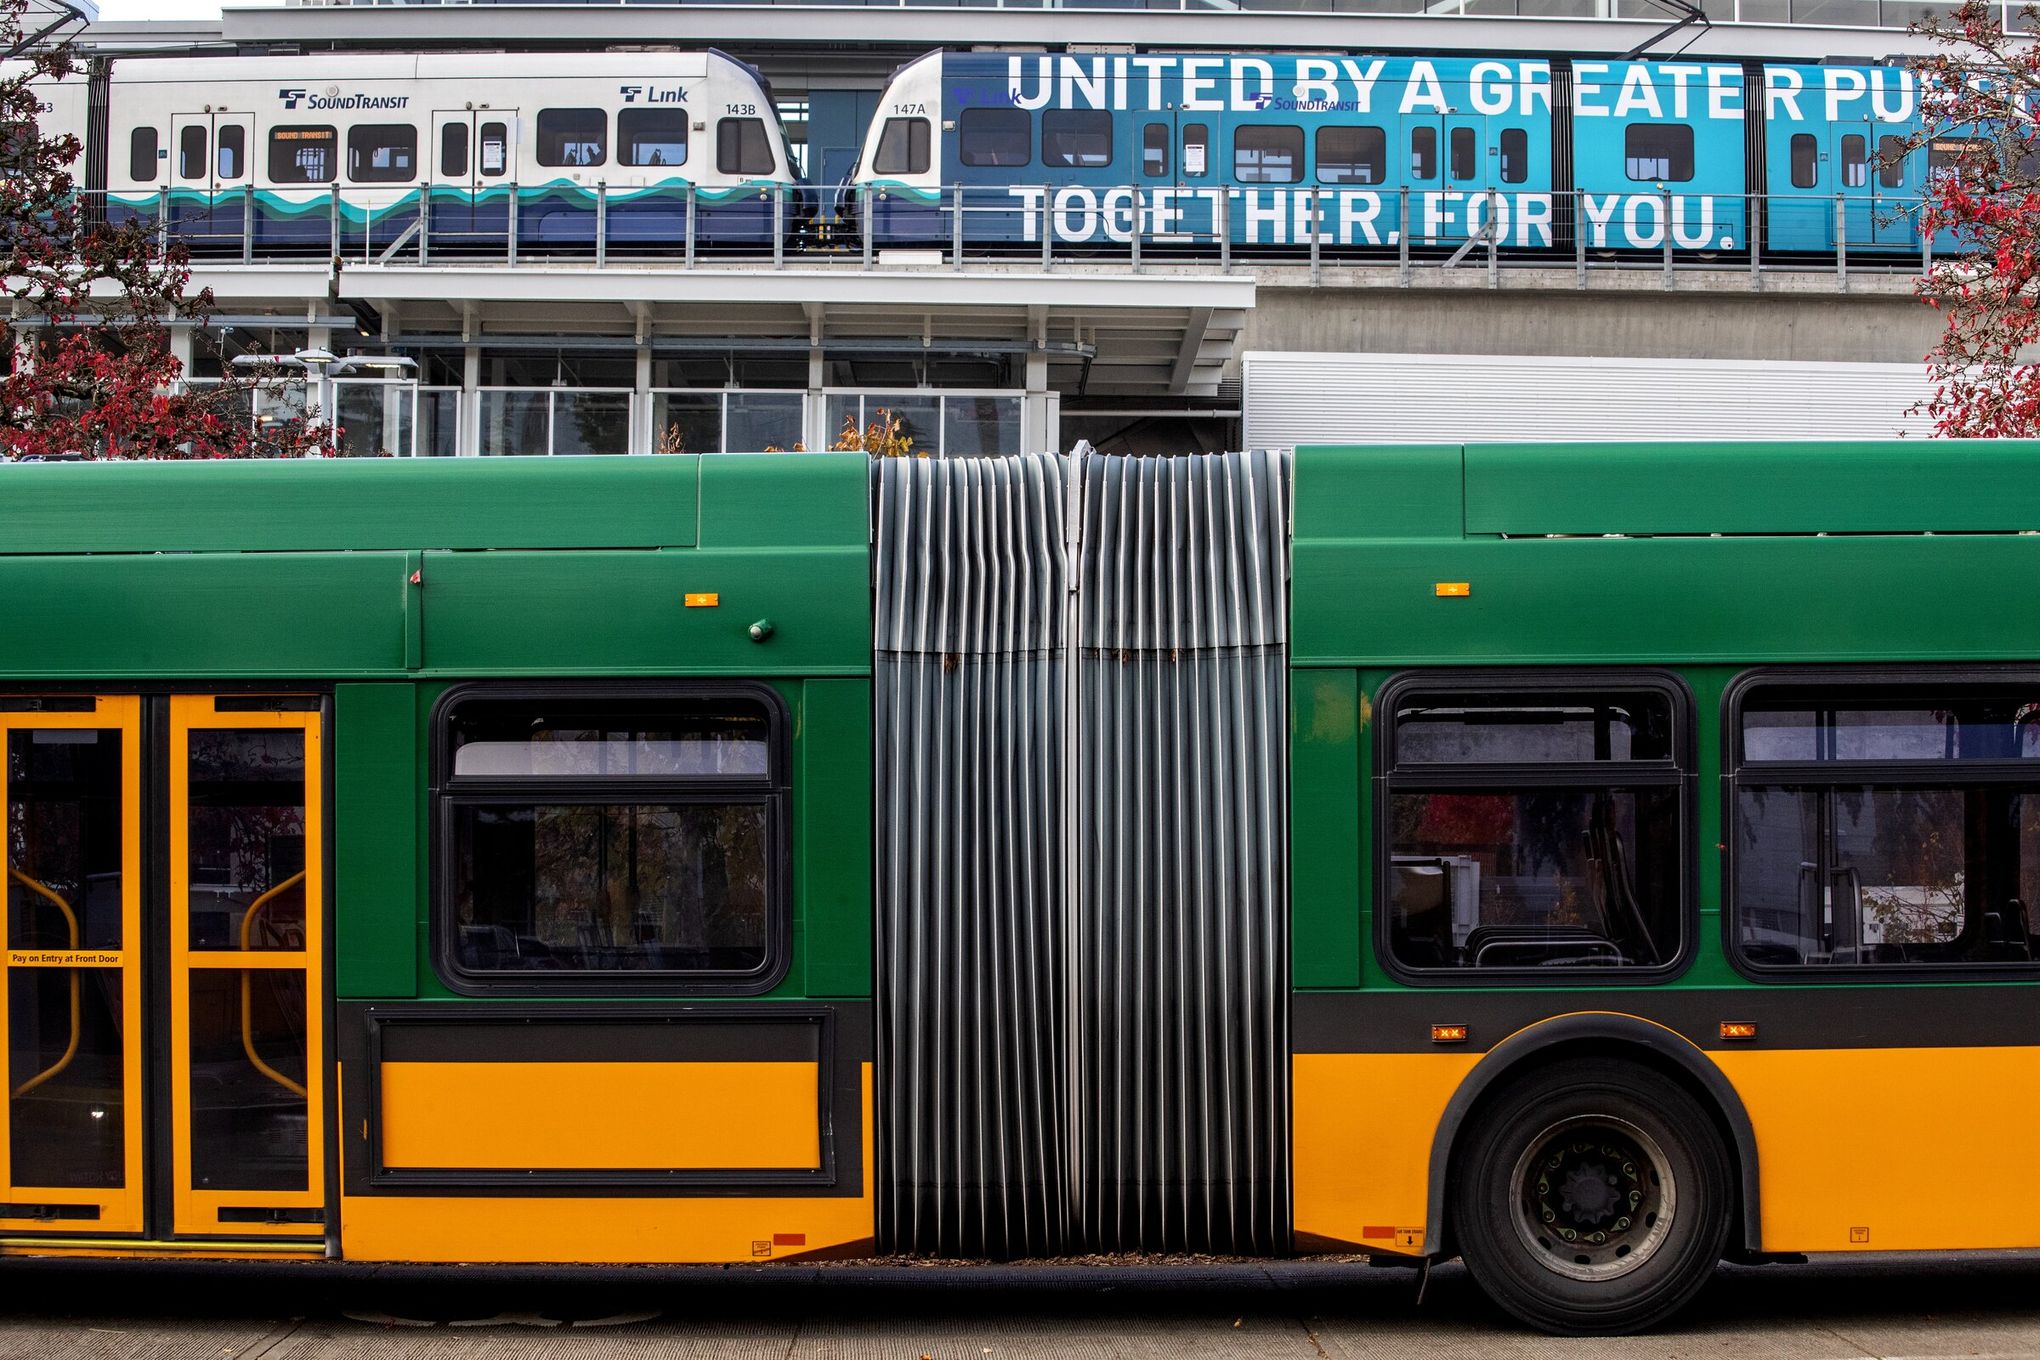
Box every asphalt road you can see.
[1,1254,2038,1359]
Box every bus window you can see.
[1499,126,1528,184]
[717,118,775,176]
[1383,681,1686,976]
[267,126,336,184]
[1733,681,2040,970]
[441,121,468,179]
[129,126,158,182]
[1841,133,1867,188]
[1234,125,1302,183]
[1877,134,1906,189]
[620,108,688,169]
[1790,132,1818,188]
[1449,126,1476,180]
[1411,126,1436,181]
[179,124,206,179]
[959,108,1030,167]
[1625,124,1694,182]
[1315,125,1384,185]
[1042,110,1112,168]
[348,124,417,183]
[873,117,930,176]
[1143,122,1169,178]
[216,124,244,181]
[1182,123,1209,177]
[537,108,607,168]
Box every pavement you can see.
[1,1254,2039,1359]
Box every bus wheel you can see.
[1451,1059,1732,1335]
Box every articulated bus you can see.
[0,444,2035,1335]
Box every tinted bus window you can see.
[348,124,417,183]
[1043,110,1112,168]
[441,121,468,179]
[874,117,930,176]
[1385,683,1686,976]
[1143,122,1169,177]
[1841,133,1867,188]
[268,126,336,184]
[1790,132,1818,188]
[1234,125,1302,183]
[620,108,688,168]
[216,124,245,181]
[1449,126,1476,180]
[1733,680,2040,970]
[1625,124,1694,181]
[179,124,206,179]
[717,118,774,176]
[537,108,607,168]
[1316,125,1384,185]
[1411,126,1436,180]
[129,126,158,182]
[1182,123,1209,177]
[959,108,1030,167]
[1499,126,1528,184]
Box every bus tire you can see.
[1451,1058,1732,1335]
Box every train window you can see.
[1877,135,1906,189]
[1449,126,1476,180]
[1790,133,1818,188]
[129,126,159,183]
[620,108,689,169]
[536,108,607,169]
[1624,124,1694,182]
[1143,122,1169,178]
[1182,123,1209,177]
[348,124,417,183]
[960,108,1030,167]
[1234,124,1302,183]
[873,117,930,176]
[1499,127,1528,184]
[716,118,775,176]
[1841,134,1868,189]
[1411,126,1436,181]
[178,124,206,180]
[441,122,468,179]
[1731,677,2040,973]
[436,688,787,990]
[1315,125,1384,185]
[216,124,244,181]
[479,121,508,178]
[1383,678,1688,979]
[268,126,336,184]
[1043,110,1113,168]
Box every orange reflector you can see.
[684,593,720,608]
[1430,1024,1469,1044]
[1434,582,1471,598]
[1720,1021,1758,1041]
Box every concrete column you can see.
[462,344,480,457]
[634,345,652,455]
[807,345,825,453]
[1024,348,1052,455]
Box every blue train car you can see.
[1567,61,1749,254]
[1760,63,1947,255]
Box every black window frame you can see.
[958,107,1031,169]
[1499,126,1529,184]
[128,125,159,183]
[178,123,206,180]
[1374,669,1697,988]
[618,106,689,170]
[268,125,338,185]
[346,122,419,184]
[215,123,246,181]
[1233,122,1304,184]
[1624,123,1695,183]
[1041,108,1114,169]
[429,681,793,998]
[1142,121,1169,178]
[872,116,930,176]
[536,107,608,169]
[1315,124,1385,186]
[1789,132,1818,189]
[1448,125,1477,181]
[716,117,775,177]
[1723,666,2040,984]
[1411,125,1437,181]
[440,121,468,180]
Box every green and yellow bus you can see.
[0,442,2034,1336]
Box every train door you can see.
[430,108,517,250]
[1831,122,1877,249]
[168,111,252,251]
[0,695,326,1247]
[1413,114,1496,244]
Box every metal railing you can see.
[94,185,1948,287]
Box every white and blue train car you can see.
[76,50,796,252]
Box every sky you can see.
[94,0,284,20]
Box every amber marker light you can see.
[1720,1021,1758,1041]
[1434,582,1471,598]
[684,593,721,608]
[1430,1024,1469,1044]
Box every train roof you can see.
[104,49,721,84]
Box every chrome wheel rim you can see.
[1508,1114,1676,1283]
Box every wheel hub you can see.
[1509,1115,1677,1283]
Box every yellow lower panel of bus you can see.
[339,1065,874,1264]
[1292,1051,1479,1256]
[380,1060,821,1170]
[1716,1046,2040,1254]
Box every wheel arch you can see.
[1423,1013,1762,1258]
